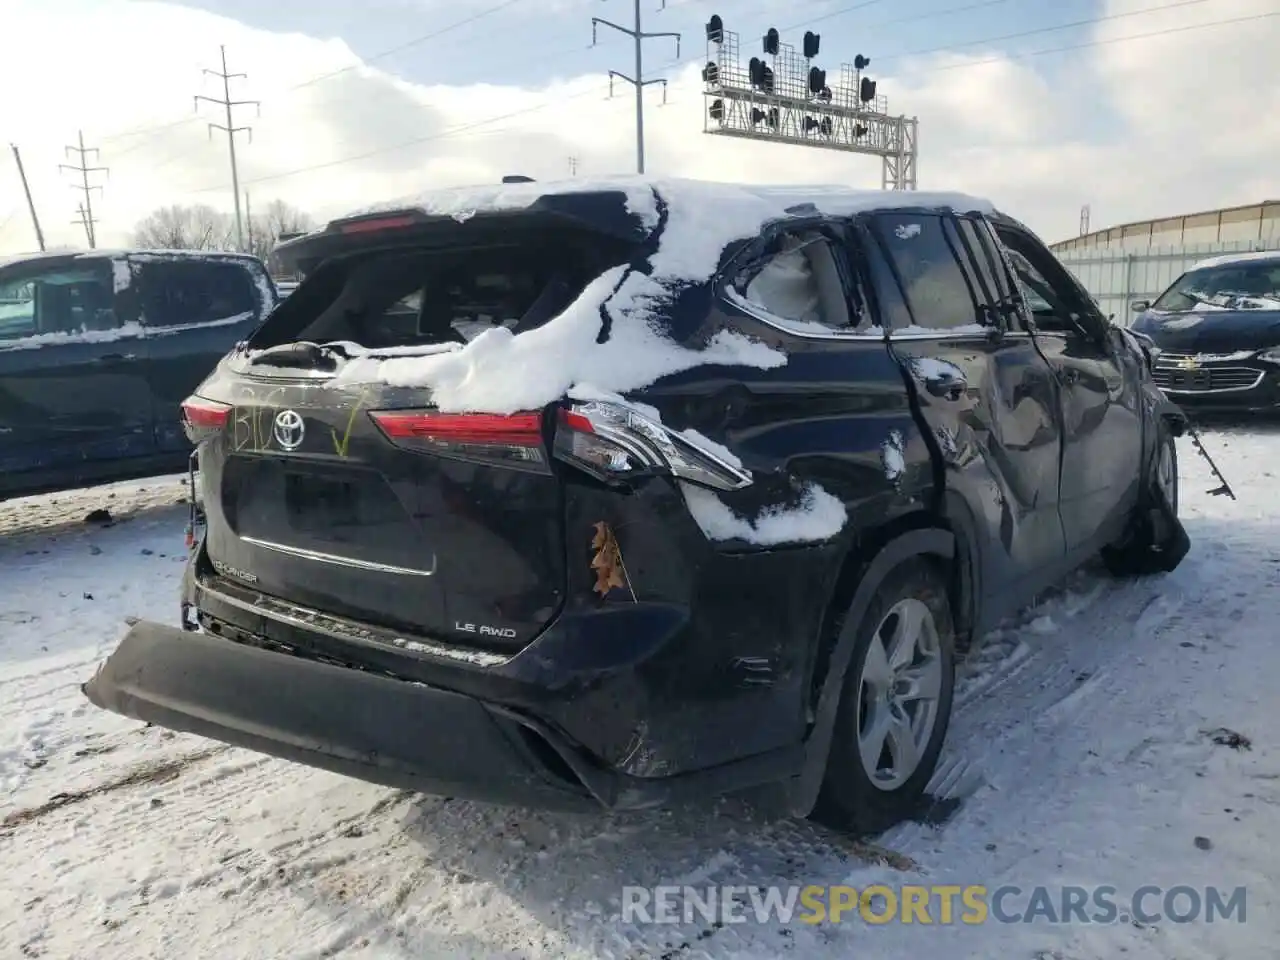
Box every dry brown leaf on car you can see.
[590,521,629,597]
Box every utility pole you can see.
[10,144,45,251]
[244,191,253,255]
[591,0,680,174]
[196,45,258,252]
[72,202,96,248]
[59,130,107,248]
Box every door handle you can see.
[1060,367,1081,385]
[95,352,137,363]
[924,373,967,400]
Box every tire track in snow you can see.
[1,746,227,833]
[893,520,1241,850]
[899,571,1193,829]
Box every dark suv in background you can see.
[0,249,277,499]
[85,179,1187,834]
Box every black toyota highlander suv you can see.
[84,178,1188,834]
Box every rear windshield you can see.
[252,235,631,352]
[1153,259,1280,313]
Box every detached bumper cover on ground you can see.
[83,620,599,810]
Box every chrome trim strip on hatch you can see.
[240,536,438,576]
[200,579,510,668]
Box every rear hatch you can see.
[184,194,650,651]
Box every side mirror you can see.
[1130,299,1150,314]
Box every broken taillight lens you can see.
[180,396,232,445]
[368,409,550,472]
[553,401,753,491]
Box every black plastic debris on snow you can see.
[1206,727,1251,750]
[1184,419,1237,500]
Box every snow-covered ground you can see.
[1,428,1276,959]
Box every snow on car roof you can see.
[0,249,262,271]
[310,177,994,300]
[340,176,994,279]
[1190,249,1280,271]
[322,178,992,417]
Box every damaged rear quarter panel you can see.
[555,303,938,777]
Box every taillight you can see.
[180,396,231,445]
[553,401,753,491]
[338,215,418,234]
[368,409,549,472]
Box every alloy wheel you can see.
[854,597,944,791]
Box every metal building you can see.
[1049,200,1280,326]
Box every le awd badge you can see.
[591,521,635,600]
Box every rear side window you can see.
[134,259,258,329]
[870,213,985,333]
[731,226,874,333]
[257,236,628,351]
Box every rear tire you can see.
[813,559,956,836]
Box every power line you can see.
[95,0,796,161]
[876,0,1212,63]
[183,3,1275,194]
[826,0,1018,34]
[196,45,259,252]
[58,130,107,248]
[797,0,888,30]
[912,7,1278,73]
[591,0,682,173]
[286,0,530,94]
[96,0,532,150]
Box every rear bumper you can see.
[84,620,801,812]
[84,621,594,809]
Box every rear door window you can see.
[869,213,990,334]
[134,259,258,330]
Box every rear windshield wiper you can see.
[248,340,346,370]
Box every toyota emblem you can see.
[273,409,306,451]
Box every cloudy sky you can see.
[0,0,1276,253]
